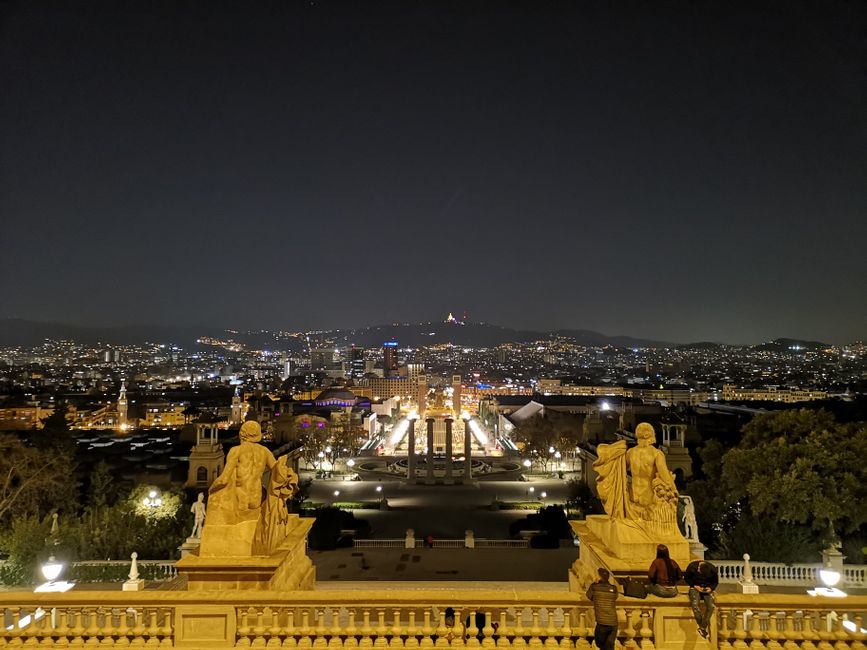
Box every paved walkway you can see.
[311,547,579,583]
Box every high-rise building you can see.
[117,379,128,431]
[383,341,398,377]
[349,347,365,378]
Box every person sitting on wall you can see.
[647,543,682,597]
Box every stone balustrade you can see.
[715,561,867,588]
[1,589,865,649]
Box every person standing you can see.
[647,544,682,597]
[685,560,718,639]
[586,567,618,650]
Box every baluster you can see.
[466,611,479,649]
[7,608,24,648]
[39,607,59,649]
[128,610,145,648]
[481,613,496,650]
[780,612,798,650]
[638,610,653,650]
[620,609,636,650]
[572,611,591,650]
[746,610,763,650]
[97,607,114,648]
[717,610,733,650]
[359,611,373,650]
[53,608,72,649]
[495,612,510,649]
[265,608,281,649]
[313,610,329,650]
[816,613,833,650]
[237,608,253,648]
[404,611,419,650]
[418,611,433,650]
[69,611,86,648]
[801,612,818,650]
[144,611,159,649]
[543,609,557,650]
[82,610,99,648]
[830,614,849,650]
[526,609,542,650]
[388,608,404,650]
[344,611,359,650]
[23,607,43,647]
[373,610,388,649]
[284,609,299,649]
[512,609,527,650]
[328,607,343,650]
[298,610,313,650]
[433,611,448,649]
[557,611,572,650]
[251,608,267,649]
[731,610,748,650]
[764,611,783,650]
[846,615,867,650]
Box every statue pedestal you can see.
[569,515,691,592]
[176,515,315,591]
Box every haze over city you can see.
[2,1,865,344]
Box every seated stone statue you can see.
[594,423,680,536]
[206,420,299,555]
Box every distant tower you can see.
[452,374,462,415]
[117,379,128,431]
[230,387,242,426]
[186,419,225,489]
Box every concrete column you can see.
[407,418,416,481]
[444,418,453,483]
[464,418,473,482]
[426,418,435,484]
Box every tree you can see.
[87,461,114,510]
[0,434,77,525]
[720,409,867,542]
[686,409,867,561]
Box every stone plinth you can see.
[569,515,691,591]
[176,515,315,591]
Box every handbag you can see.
[622,578,648,599]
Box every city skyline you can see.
[2,2,865,344]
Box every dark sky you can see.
[1,1,865,344]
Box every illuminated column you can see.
[417,376,427,419]
[407,418,416,481]
[426,417,435,484]
[464,418,473,482]
[452,375,462,415]
[444,418,453,483]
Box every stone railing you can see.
[716,560,867,588]
[1,589,865,649]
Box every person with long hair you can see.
[647,544,682,597]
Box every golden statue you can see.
[594,423,679,535]
[207,420,299,555]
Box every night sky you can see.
[1,1,865,344]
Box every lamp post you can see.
[142,489,162,508]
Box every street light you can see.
[523,459,532,469]
[142,490,162,508]
[376,485,382,493]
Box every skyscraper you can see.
[349,347,365,378]
[383,341,398,377]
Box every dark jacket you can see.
[648,558,682,586]
[684,561,718,591]
[586,580,619,626]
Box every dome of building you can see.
[314,388,357,407]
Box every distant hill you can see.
[752,337,829,352]
[0,318,674,350]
